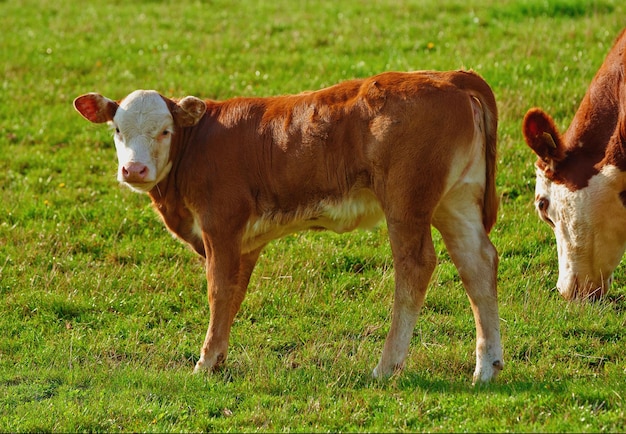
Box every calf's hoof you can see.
[193,360,208,374]
[472,359,504,385]
[372,361,404,379]
[192,352,226,374]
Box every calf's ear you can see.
[173,96,206,127]
[522,108,566,166]
[73,93,118,123]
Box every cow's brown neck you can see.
[148,121,207,257]
[552,29,626,189]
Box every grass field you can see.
[2,0,626,431]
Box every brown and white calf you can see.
[523,29,626,300]
[74,70,503,383]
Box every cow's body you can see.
[523,29,626,300]
[74,70,503,383]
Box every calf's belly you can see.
[241,189,384,252]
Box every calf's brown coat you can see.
[74,70,503,383]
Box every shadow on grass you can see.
[381,371,571,396]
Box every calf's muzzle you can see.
[121,161,149,183]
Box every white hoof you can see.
[472,359,504,385]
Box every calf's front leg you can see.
[193,242,262,373]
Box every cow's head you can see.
[523,108,626,300]
[74,90,206,193]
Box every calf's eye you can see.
[620,191,626,208]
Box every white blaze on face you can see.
[112,90,174,192]
[535,165,626,299]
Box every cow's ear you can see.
[606,114,626,171]
[173,96,206,127]
[619,113,626,156]
[522,108,566,165]
[73,93,118,123]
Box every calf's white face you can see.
[535,165,626,299]
[112,90,174,192]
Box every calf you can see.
[74,70,503,383]
[523,29,626,300]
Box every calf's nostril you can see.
[122,162,149,180]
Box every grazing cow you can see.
[74,70,503,383]
[523,29,626,300]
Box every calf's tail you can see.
[480,90,498,233]
[448,70,498,233]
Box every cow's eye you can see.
[115,126,120,134]
[162,130,170,137]
[536,197,555,228]
[537,197,548,211]
[620,191,626,208]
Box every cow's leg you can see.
[228,246,264,325]
[433,189,503,384]
[193,245,263,373]
[373,219,437,378]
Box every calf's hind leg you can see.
[433,190,503,384]
[373,220,437,378]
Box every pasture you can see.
[1,0,625,431]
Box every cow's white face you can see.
[74,90,206,193]
[535,164,626,299]
[112,90,174,193]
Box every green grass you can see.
[2,0,626,431]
